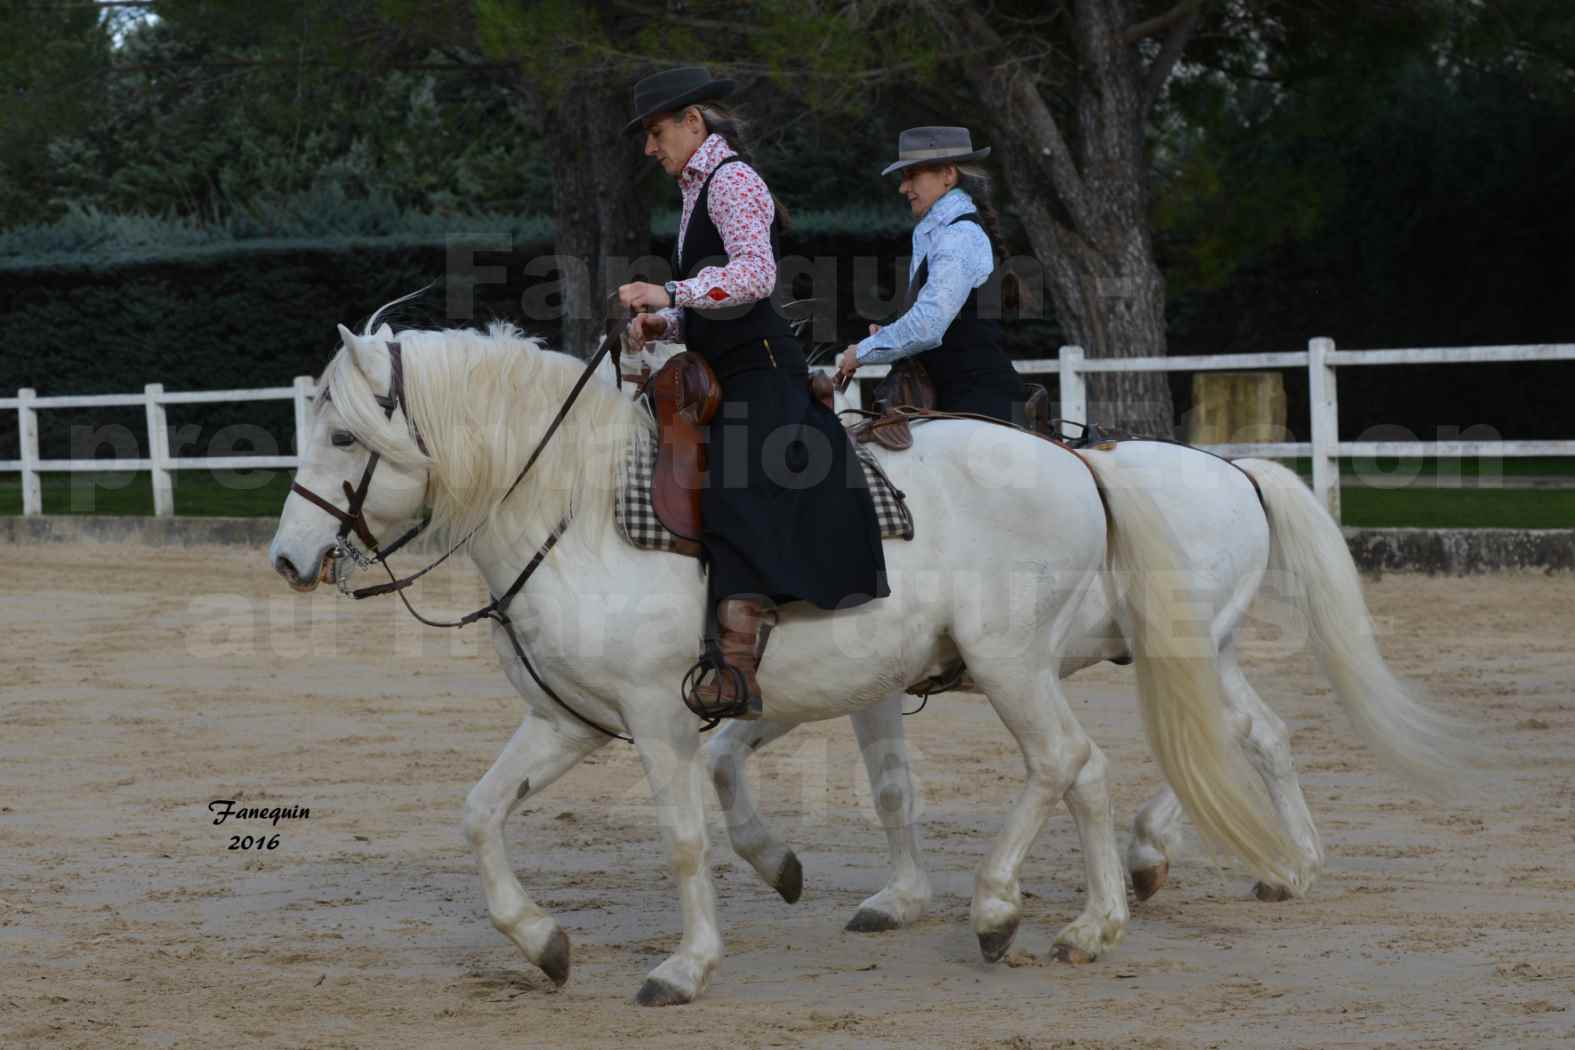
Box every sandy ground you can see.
[1,542,1572,1050]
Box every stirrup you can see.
[906,659,970,699]
[681,654,759,721]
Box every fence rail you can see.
[6,339,1573,522]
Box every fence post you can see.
[144,383,174,517]
[1058,345,1087,425]
[18,388,42,516]
[1307,337,1341,522]
[292,376,313,461]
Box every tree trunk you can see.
[545,77,650,358]
[997,135,1175,436]
[957,0,1199,436]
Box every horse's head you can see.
[269,324,431,592]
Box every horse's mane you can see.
[321,322,653,557]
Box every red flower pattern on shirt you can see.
[656,133,778,342]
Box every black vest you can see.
[902,212,1014,390]
[673,156,799,372]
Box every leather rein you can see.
[290,321,634,742]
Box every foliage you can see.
[0,2,546,227]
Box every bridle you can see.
[289,341,430,574]
[289,313,634,741]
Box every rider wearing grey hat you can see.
[837,126,1027,423]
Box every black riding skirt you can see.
[933,367,1030,425]
[701,341,889,610]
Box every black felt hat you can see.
[624,66,736,133]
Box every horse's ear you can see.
[371,323,394,341]
[337,324,391,388]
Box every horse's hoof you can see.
[538,926,571,987]
[1131,862,1169,901]
[1052,943,1096,965]
[1252,881,1295,903]
[775,851,803,905]
[845,908,902,934]
[634,976,692,1007]
[977,917,1020,964]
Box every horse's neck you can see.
[464,498,616,608]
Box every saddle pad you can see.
[616,440,914,556]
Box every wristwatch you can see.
[663,281,678,307]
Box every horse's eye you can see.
[331,431,356,448]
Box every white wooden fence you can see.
[4,339,1573,523]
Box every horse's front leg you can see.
[845,695,932,932]
[462,716,607,986]
[703,718,804,903]
[631,714,723,1006]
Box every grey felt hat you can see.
[880,126,992,176]
[624,66,736,133]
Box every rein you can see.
[293,321,635,743]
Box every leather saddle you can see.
[854,359,937,451]
[650,352,721,545]
[647,353,835,545]
[853,361,1059,450]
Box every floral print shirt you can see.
[654,133,778,342]
[855,187,994,365]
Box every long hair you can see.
[694,103,792,230]
[954,164,1004,261]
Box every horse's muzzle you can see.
[274,547,334,593]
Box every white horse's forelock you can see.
[326,322,654,556]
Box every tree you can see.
[916,0,1206,435]
[475,1,653,358]
[0,1,115,223]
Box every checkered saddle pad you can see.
[616,440,914,556]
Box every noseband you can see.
[290,342,430,572]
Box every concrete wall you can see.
[4,515,1573,574]
[0,515,277,548]
[1343,528,1575,575]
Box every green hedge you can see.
[3,217,1063,461]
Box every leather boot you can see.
[692,597,777,718]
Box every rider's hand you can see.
[618,281,671,313]
[626,313,667,353]
[834,346,860,389]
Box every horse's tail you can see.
[1233,458,1478,797]
[1079,452,1301,886]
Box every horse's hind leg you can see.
[845,695,932,932]
[703,717,804,903]
[1220,642,1324,899]
[1128,787,1183,901]
[463,716,607,987]
[969,664,1127,964]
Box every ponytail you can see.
[696,104,792,230]
[955,165,1004,261]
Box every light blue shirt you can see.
[855,188,994,365]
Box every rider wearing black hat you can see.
[617,67,888,719]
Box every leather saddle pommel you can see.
[857,358,936,451]
[650,352,720,542]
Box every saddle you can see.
[850,360,1060,449]
[649,352,721,547]
[855,359,936,451]
[646,353,837,546]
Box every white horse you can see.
[611,340,1473,926]
[271,321,1321,1004]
